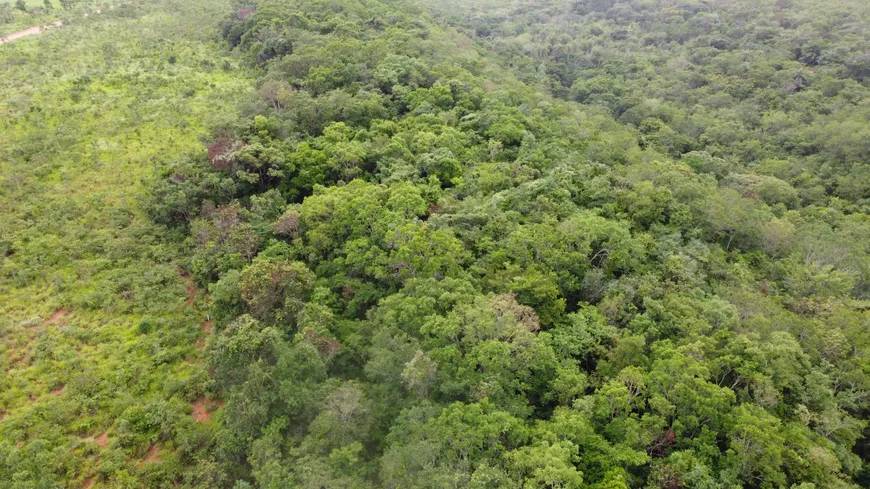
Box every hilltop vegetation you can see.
[143,0,870,488]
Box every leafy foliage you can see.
[4,0,870,487]
[142,0,870,487]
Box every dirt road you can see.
[0,7,110,45]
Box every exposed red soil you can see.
[140,444,161,466]
[15,354,30,368]
[0,20,63,45]
[80,431,108,448]
[191,396,223,422]
[196,319,213,351]
[191,398,210,422]
[50,384,65,396]
[7,344,30,370]
[82,477,95,489]
[47,309,70,323]
[180,272,197,305]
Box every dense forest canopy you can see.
[145,0,870,487]
[432,0,870,211]
[2,0,870,488]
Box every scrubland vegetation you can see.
[0,1,250,486]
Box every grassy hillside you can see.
[0,1,251,486]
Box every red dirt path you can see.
[48,309,70,323]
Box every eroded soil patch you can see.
[140,444,161,466]
[48,308,70,323]
[191,396,223,422]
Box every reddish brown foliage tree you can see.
[208,137,240,171]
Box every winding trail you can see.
[0,7,112,45]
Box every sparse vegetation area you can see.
[0,0,251,486]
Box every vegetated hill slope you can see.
[0,0,251,486]
[433,0,870,211]
[146,0,870,488]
